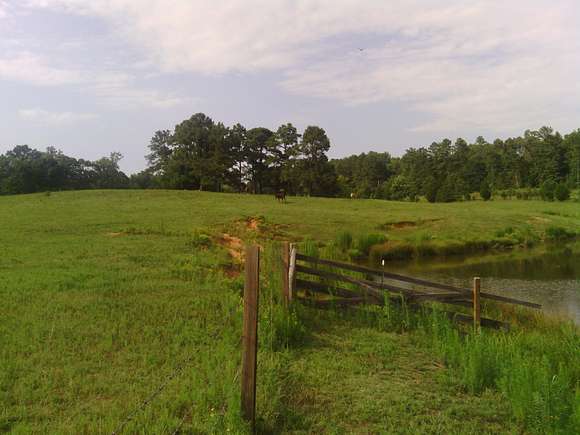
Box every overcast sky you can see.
[1,1,579,173]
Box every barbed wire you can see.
[111,353,197,435]
[170,407,192,435]
[111,308,240,435]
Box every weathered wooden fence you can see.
[281,243,541,330]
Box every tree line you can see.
[1,112,579,201]
[385,127,579,202]
[0,145,129,195]
[138,115,579,201]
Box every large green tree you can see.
[245,127,274,194]
[297,126,337,196]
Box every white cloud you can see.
[18,108,98,125]
[21,0,580,132]
[0,52,83,86]
[0,52,184,109]
[90,71,187,109]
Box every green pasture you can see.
[0,190,578,433]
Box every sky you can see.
[1,1,579,174]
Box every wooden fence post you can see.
[288,244,297,302]
[241,245,260,429]
[282,242,290,306]
[473,277,481,331]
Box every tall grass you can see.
[254,243,307,431]
[331,230,387,260]
[335,230,353,252]
[414,309,580,434]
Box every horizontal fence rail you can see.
[295,253,541,310]
[286,250,542,331]
[295,264,472,309]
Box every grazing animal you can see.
[275,189,286,202]
[350,192,357,199]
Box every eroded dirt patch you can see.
[216,233,244,278]
[236,215,264,231]
[385,221,417,229]
[529,216,551,224]
[218,233,244,262]
[379,218,443,230]
[232,215,292,240]
[247,218,260,231]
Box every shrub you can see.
[435,184,455,203]
[540,180,557,201]
[480,181,492,201]
[347,248,363,260]
[190,231,212,248]
[426,184,438,203]
[555,183,571,201]
[545,226,576,241]
[381,175,413,201]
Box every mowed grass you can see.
[282,315,517,434]
[0,190,579,434]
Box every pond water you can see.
[375,243,580,324]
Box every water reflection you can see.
[377,244,580,324]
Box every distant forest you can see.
[0,146,129,195]
[2,112,579,201]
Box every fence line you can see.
[113,241,542,433]
[296,253,542,309]
[289,249,541,330]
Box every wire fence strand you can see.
[111,308,240,435]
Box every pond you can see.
[375,243,580,324]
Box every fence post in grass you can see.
[473,277,481,331]
[282,241,290,306]
[288,243,297,302]
[241,245,260,429]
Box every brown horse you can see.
[275,189,286,202]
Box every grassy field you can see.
[0,190,579,434]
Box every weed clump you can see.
[301,238,320,258]
[189,231,212,248]
[334,231,354,252]
[356,233,387,256]
[545,226,576,241]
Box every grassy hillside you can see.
[0,190,578,433]
[3,189,577,246]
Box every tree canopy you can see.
[144,113,337,196]
[0,146,129,195]
[2,112,579,202]
[331,127,579,202]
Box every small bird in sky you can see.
[358,48,365,52]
